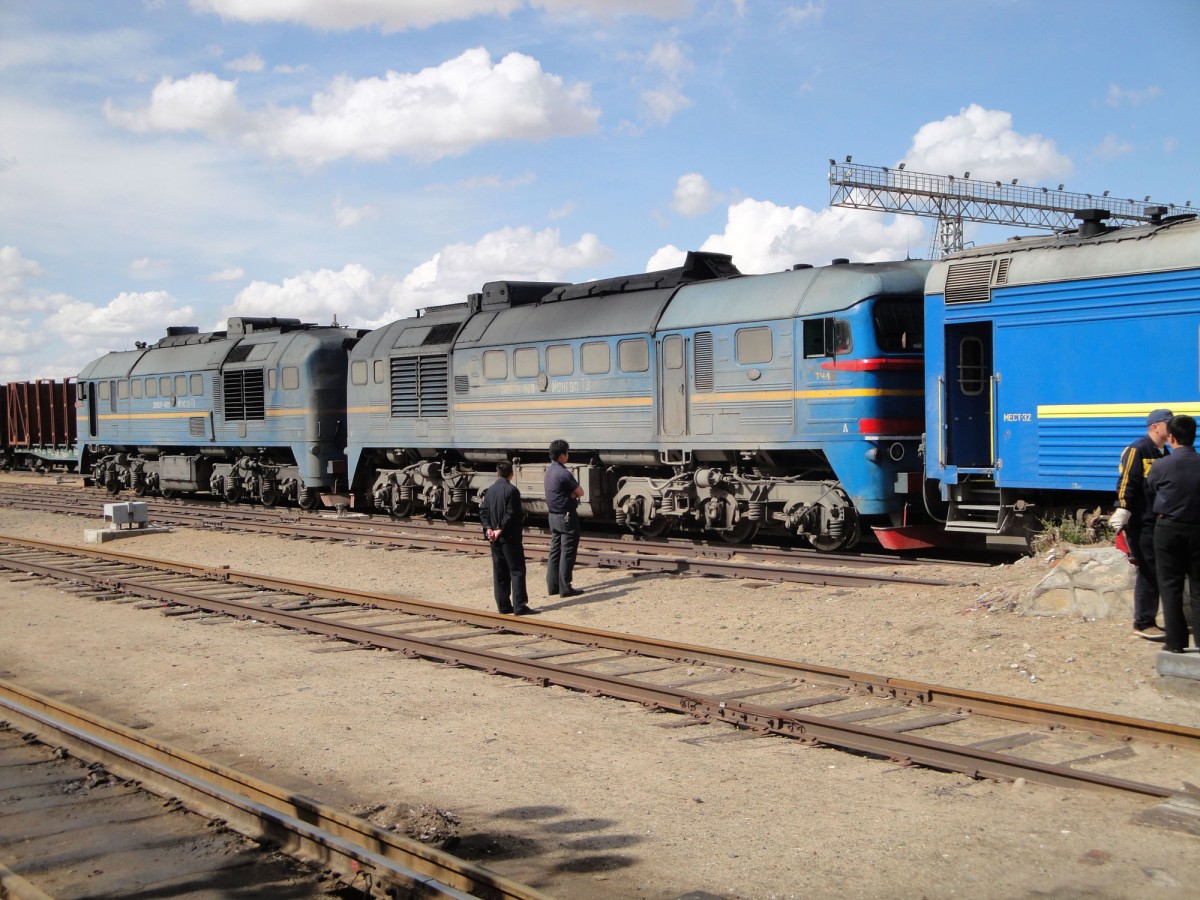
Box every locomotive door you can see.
[659,333,688,436]
[943,322,994,468]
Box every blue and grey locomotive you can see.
[77,316,366,508]
[924,210,1200,539]
[346,251,930,550]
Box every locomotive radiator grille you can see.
[391,355,448,418]
[222,369,265,421]
[694,331,714,392]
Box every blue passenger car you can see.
[77,317,366,507]
[925,211,1200,538]
[347,252,930,550]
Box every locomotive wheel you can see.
[105,473,121,496]
[298,486,321,511]
[444,501,468,523]
[719,519,759,544]
[638,517,674,539]
[133,479,149,497]
[260,482,280,508]
[160,489,178,500]
[224,481,242,504]
[387,495,414,518]
[807,512,860,553]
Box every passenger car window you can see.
[546,344,573,376]
[483,350,508,380]
[513,347,539,378]
[736,327,772,364]
[618,339,649,373]
[581,342,610,375]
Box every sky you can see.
[1,0,1197,381]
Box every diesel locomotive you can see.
[346,251,930,550]
[926,209,1200,541]
[75,317,368,508]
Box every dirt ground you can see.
[1,486,1198,898]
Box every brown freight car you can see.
[1,379,78,471]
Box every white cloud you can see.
[902,104,1072,183]
[1094,133,1133,160]
[638,38,692,126]
[657,198,924,275]
[106,49,600,165]
[334,200,380,228]
[671,172,720,217]
[646,244,686,271]
[206,266,246,282]
[547,200,576,220]
[191,1,689,30]
[225,264,387,325]
[781,2,824,25]
[1105,83,1162,108]
[0,246,46,306]
[226,53,265,73]
[104,72,247,135]
[129,256,173,279]
[45,291,196,355]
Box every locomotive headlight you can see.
[888,442,906,462]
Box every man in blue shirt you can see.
[544,438,584,598]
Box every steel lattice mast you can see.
[828,160,1194,259]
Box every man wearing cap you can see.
[1110,408,1172,640]
[1147,415,1200,653]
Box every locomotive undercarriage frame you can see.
[87,448,319,509]
[361,450,862,551]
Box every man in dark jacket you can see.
[480,461,536,615]
[1112,408,1172,640]
[1147,415,1200,653]
[544,438,584,597]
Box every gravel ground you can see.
[0,485,1198,898]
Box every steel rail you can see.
[0,538,1193,799]
[0,679,548,900]
[2,533,1196,753]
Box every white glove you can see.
[1109,508,1131,532]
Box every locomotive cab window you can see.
[581,341,611,375]
[803,318,852,358]
[513,347,539,378]
[958,337,986,396]
[98,382,110,400]
[350,360,368,386]
[373,360,385,384]
[546,344,573,376]
[267,369,277,391]
[282,366,300,390]
[483,350,508,380]
[618,338,649,373]
[874,299,923,352]
[736,327,772,364]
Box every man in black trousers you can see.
[480,461,537,615]
[544,438,584,598]
[1147,415,1200,653]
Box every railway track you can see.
[2,534,1197,805]
[0,679,547,900]
[0,483,978,589]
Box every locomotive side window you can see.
[131,379,143,399]
[483,350,508,380]
[145,378,157,398]
[159,376,172,396]
[663,334,684,370]
[373,360,386,384]
[803,318,852,357]
[118,380,129,400]
[175,375,187,396]
[350,360,368,386]
[873,299,923,352]
[736,327,772,364]
[513,347,539,378]
[282,366,299,390]
[267,369,278,390]
[958,337,985,396]
[191,374,204,396]
[546,344,573,376]
[619,338,649,373]
[98,382,110,401]
[581,341,611,375]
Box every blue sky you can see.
[2,0,1196,380]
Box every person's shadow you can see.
[539,573,657,610]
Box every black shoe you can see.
[498,607,514,615]
[514,607,542,615]
[1164,647,1187,654]
[560,588,584,598]
[547,589,559,597]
